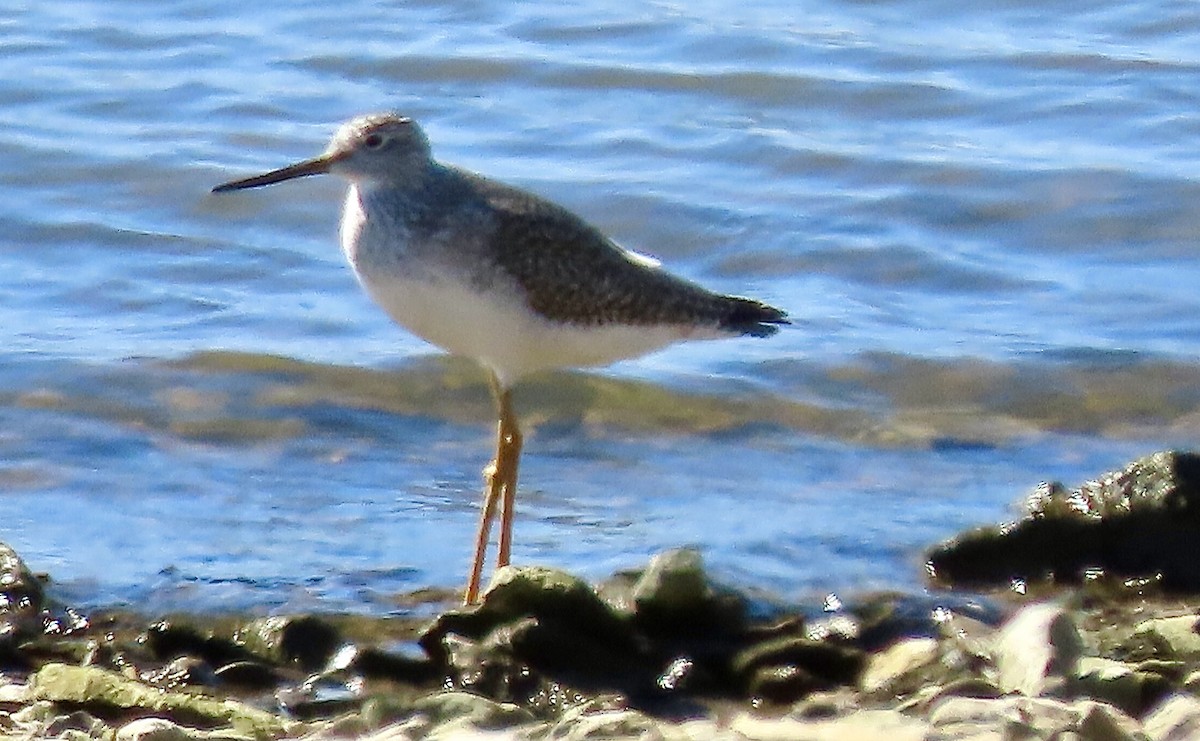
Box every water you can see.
[0,0,1198,615]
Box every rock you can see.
[1032,451,1200,519]
[361,694,418,731]
[1132,615,1200,658]
[410,690,535,729]
[0,541,46,662]
[28,663,288,740]
[894,676,1002,715]
[420,566,652,700]
[143,621,256,667]
[212,660,281,689]
[482,566,622,630]
[40,708,110,740]
[732,635,865,703]
[276,674,360,720]
[0,677,27,703]
[117,718,194,741]
[547,707,664,740]
[629,549,746,637]
[27,542,1200,740]
[731,708,928,741]
[992,603,1081,696]
[1182,668,1200,694]
[436,630,539,701]
[1077,702,1144,741]
[0,542,44,614]
[1144,693,1200,741]
[233,615,342,671]
[1075,656,1171,717]
[930,698,1145,741]
[927,451,1200,591]
[348,644,440,684]
[503,611,644,685]
[141,656,217,689]
[116,717,253,741]
[744,664,823,705]
[421,566,631,656]
[859,637,939,696]
[849,591,1003,651]
[338,721,427,741]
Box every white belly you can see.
[355,270,708,386]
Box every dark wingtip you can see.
[722,299,789,338]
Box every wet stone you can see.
[143,621,255,668]
[234,615,342,672]
[361,694,419,731]
[212,660,281,689]
[732,636,866,700]
[410,690,536,730]
[140,656,217,690]
[116,717,192,741]
[1131,615,1200,658]
[927,451,1200,591]
[0,542,44,620]
[115,717,252,741]
[992,603,1082,697]
[732,708,929,741]
[1075,656,1171,717]
[626,550,761,698]
[628,549,747,638]
[745,664,823,705]
[859,637,940,697]
[439,630,545,704]
[345,644,440,685]
[421,566,653,702]
[546,706,661,740]
[276,674,360,720]
[28,663,288,739]
[1144,693,1200,741]
[421,566,629,653]
[418,559,827,707]
[850,591,1003,651]
[0,541,46,665]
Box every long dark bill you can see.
[211,154,338,193]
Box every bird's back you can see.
[460,171,787,338]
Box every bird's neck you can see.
[356,162,458,226]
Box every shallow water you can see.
[0,0,1198,614]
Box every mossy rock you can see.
[29,663,289,740]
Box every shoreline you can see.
[5,451,1200,739]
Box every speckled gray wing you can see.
[477,182,788,337]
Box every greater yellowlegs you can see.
[213,113,787,604]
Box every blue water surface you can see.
[0,0,1197,614]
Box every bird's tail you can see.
[720,297,789,338]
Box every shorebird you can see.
[213,113,788,604]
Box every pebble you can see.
[992,603,1082,696]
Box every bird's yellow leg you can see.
[494,386,522,568]
[464,452,502,605]
[464,374,510,605]
[464,374,523,605]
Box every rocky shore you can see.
[6,451,1200,740]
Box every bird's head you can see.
[212,113,432,192]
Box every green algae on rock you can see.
[28,663,289,739]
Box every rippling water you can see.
[0,0,1198,614]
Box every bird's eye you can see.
[363,133,385,149]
